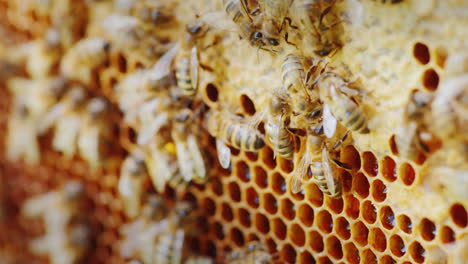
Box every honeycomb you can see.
[0,0,467,263]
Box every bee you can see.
[60,37,110,84]
[144,139,180,193]
[205,108,265,169]
[132,0,173,25]
[257,0,295,46]
[26,28,62,79]
[227,241,273,264]
[118,151,148,218]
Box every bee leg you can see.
[332,131,349,150]
[284,17,298,30]
[249,7,260,16]
[284,33,298,48]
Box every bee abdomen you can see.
[175,56,195,96]
[224,0,243,23]
[266,121,294,159]
[333,103,368,133]
[282,55,305,92]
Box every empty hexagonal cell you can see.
[245,151,258,162]
[210,177,223,196]
[281,244,297,264]
[422,68,439,91]
[253,166,268,188]
[439,225,455,244]
[204,83,218,102]
[344,242,359,264]
[235,161,251,182]
[326,235,343,260]
[371,179,387,202]
[389,135,399,155]
[298,203,314,227]
[271,172,286,195]
[389,234,406,257]
[381,156,397,182]
[361,200,377,224]
[305,182,324,207]
[228,181,241,202]
[369,228,387,252]
[341,145,361,170]
[399,162,415,186]
[361,248,377,264]
[298,251,315,264]
[260,146,277,169]
[240,94,256,115]
[379,206,395,230]
[380,255,396,264]
[316,210,333,234]
[254,213,270,234]
[237,207,251,227]
[409,241,426,263]
[335,216,351,240]
[351,221,369,246]
[230,227,245,247]
[221,202,234,222]
[272,217,287,240]
[317,256,332,264]
[326,196,343,214]
[211,221,224,240]
[352,172,370,198]
[362,151,378,177]
[266,237,277,253]
[280,198,296,220]
[397,214,413,234]
[289,223,306,247]
[450,203,467,227]
[202,197,216,216]
[262,192,278,214]
[308,230,324,253]
[278,156,294,174]
[413,42,430,65]
[246,187,260,209]
[419,218,436,241]
[344,194,360,219]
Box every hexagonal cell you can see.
[272,217,287,240]
[351,221,369,247]
[422,68,439,91]
[397,214,413,234]
[344,242,359,264]
[228,181,241,202]
[211,221,224,240]
[352,172,370,198]
[266,237,277,253]
[235,161,251,182]
[326,235,343,260]
[369,227,387,252]
[240,94,256,115]
[439,226,455,244]
[305,182,324,207]
[262,192,278,215]
[409,241,426,263]
[379,206,395,230]
[289,223,306,247]
[210,177,223,196]
[245,151,258,162]
[316,210,333,234]
[202,197,216,216]
[246,233,259,242]
[230,227,245,247]
[204,83,219,102]
[399,162,415,186]
[280,198,296,220]
[362,151,378,177]
[317,256,332,264]
[281,244,297,264]
[344,194,360,219]
[371,179,387,202]
[341,145,361,170]
[419,218,436,241]
[298,251,315,264]
[260,146,277,169]
[341,171,353,194]
[298,203,314,227]
[389,134,399,155]
[381,156,397,182]
[361,248,377,264]
[361,200,377,224]
[278,156,294,174]
[379,255,396,264]
[308,230,324,252]
[221,202,234,222]
[450,203,467,227]
[237,207,251,228]
[413,42,430,65]
[271,172,286,195]
[254,213,270,234]
[335,216,351,240]
[389,234,406,257]
[253,166,268,188]
[246,187,260,209]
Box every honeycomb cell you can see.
[235,161,251,182]
[389,135,399,155]
[325,196,343,214]
[240,94,256,115]
[205,83,218,102]
[230,227,245,247]
[253,166,268,188]
[361,248,377,264]
[221,202,234,222]
[369,228,387,252]
[278,157,294,174]
[439,225,455,243]
[298,203,314,227]
[419,218,436,241]
[205,240,217,258]
[228,181,241,202]
[379,255,396,264]
[246,187,259,209]
[265,237,277,252]
[341,145,361,170]
[335,217,351,240]
[379,206,395,229]
[409,241,425,263]
[212,221,224,240]
[289,223,306,247]
[351,221,369,246]
[362,200,377,224]
[399,162,415,186]
[342,171,353,193]
[210,177,223,196]
[326,235,343,260]
[308,230,324,252]
[305,182,324,207]
[260,146,277,169]
[389,234,406,257]
[450,203,467,227]
[344,194,360,219]
[254,213,270,234]
[353,172,370,198]
[422,68,439,91]
[344,242,359,264]
[238,207,251,228]
[316,210,333,234]
[280,198,296,220]
[362,151,378,177]
[298,251,315,264]
[271,172,286,195]
[317,256,332,264]
[272,217,287,240]
[281,244,297,264]
[413,42,430,65]
[202,197,216,216]
[397,214,413,234]
[262,192,278,214]
[381,156,397,182]
[371,179,387,202]
[245,151,258,162]
[247,233,259,242]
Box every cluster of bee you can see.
[21,181,90,264]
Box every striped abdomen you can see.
[311,161,342,197]
[224,0,245,24]
[175,53,195,96]
[282,54,305,93]
[220,119,265,151]
[266,120,294,159]
[330,95,368,133]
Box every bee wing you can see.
[323,103,337,138]
[322,147,338,195]
[216,138,231,169]
[290,151,310,193]
[200,11,240,33]
[137,111,168,145]
[37,102,66,134]
[172,229,185,264]
[174,140,193,182]
[190,45,199,93]
[187,134,207,182]
[148,43,179,81]
[145,147,172,193]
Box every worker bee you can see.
[132,0,173,25]
[227,241,274,264]
[26,28,62,79]
[144,139,181,193]
[60,37,110,84]
[205,108,265,169]
[256,0,295,46]
[118,151,148,218]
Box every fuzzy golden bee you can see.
[227,241,274,264]
[118,151,148,218]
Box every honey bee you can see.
[144,140,180,193]
[257,0,294,46]
[131,0,173,25]
[134,98,170,146]
[118,151,148,218]
[26,28,62,79]
[60,37,110,84]
[227,241,273,264]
